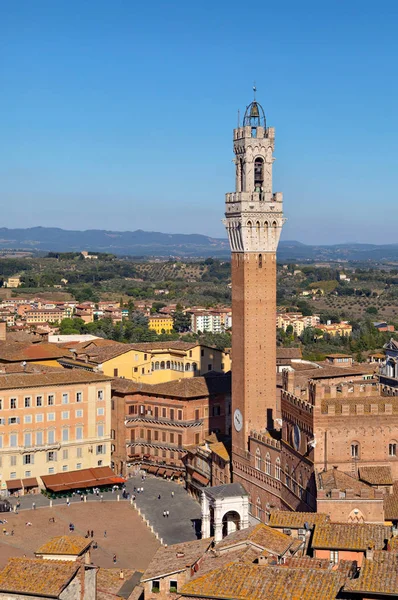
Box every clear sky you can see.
[1,0,398,244]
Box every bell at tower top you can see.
[243,87,266,128]
[243,101,266,128]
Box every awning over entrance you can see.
[147,466,158,474]
[41,467,125,493]
[192,471,209,486]
[6,479,22,491]
[164,469,173,477]
[22,477,38,488]
[157,468,166,476]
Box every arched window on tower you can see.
[240,159,244,192]
[255,448,261,471]
[351,442,360,459]
[258,254,262,268]
[389,441,397,457]
[256,497,262,520]
[265,452,271,475]
[254,157,264,193]
[285,465,291,488]
[275,458,281,480]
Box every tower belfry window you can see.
[254,158,264,193]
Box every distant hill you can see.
[0,227,397,261]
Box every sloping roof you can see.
[112,372,231,399]
[0,557,79,597]
[0,369,111,391]
[210,442,230,462]
[181,564,345,600]
[384,481,398,520]
[283,556,355,576]
[0,341,70,362]
[312,523,392,551]
[359,466,393,486]
[41,466,124,493]
[190,547,262,581]
[96,568,137,600]
[344,550,398,595]
[276,348,302,360]
[318,468,378,498]
[216,524,300,557]
[141,538,213,581]
[70,339,136,364]
[269,511,329,529]
[205,482,248,500]
[35,535,90,556]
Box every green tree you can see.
[173,311,191,333]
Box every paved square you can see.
[0,502,160,570]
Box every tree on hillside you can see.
[173,311,191,332]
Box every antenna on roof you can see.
[237,108,240,128]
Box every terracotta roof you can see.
[276,348,302,359]
[191,547,263,581]
[317,468,378,498]
[142,538,213,581]
[0,341,70,362]
[181,564,345,600]
[283,556,331,569]
[269,511,329,529]
[283,556,355,575]
[216,524,301,557]
[0,369,111,391]
[96,568,136,600]
[71,339,135,364]
[0,557,79,596]
[41,466,124,493]
[384,482,398,520]
[210,441,230,462]
[344,550,398,595]
[312,523,392,551]
[112,372,230,399]
[359,466,393,485]
[35,535,90,556]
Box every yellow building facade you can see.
[148,315,174,334]
[61,339,231,384]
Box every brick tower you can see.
[224,95,285,470]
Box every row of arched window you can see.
[247,220,278,230]
[254,448,306,497]
[151,361,197,372]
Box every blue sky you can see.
[1,0,397,244]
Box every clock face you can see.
[292,424,301,451]
[234,409,243,432]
